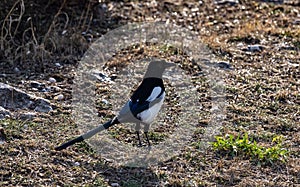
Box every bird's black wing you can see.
[130,78,164,103]
[129,78,165,119]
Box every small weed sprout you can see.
[211,133,289,165]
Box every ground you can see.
[0,0,299,186]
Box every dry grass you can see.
[0,0,299,186]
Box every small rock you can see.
[111,183,120,187]
[51,86,62,92]
[74,162,80,166]
[102,99,109,105]
[215,0,239,6]
[18,112,36,120]
[55,62,61,67]
[54,94,64,101]
[30,81,45,90]
[242,45,264,52]
[34,105,52,113]
[41,87,51,92]
[258,0,283,4]
[0,106,10,119]
[216,61,233,69]
[0,83,53,113]
[293,19,300,25]
[92,70,113,83]
[14,67,20,73]
[48,77,57,83]
[237,42,244,48]
[0,74,6,78]
[34,100,53,113]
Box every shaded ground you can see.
[0,0,299,186]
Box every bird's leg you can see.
[135,123,142,146]
[144,132,151,146]
[144,124,151,146]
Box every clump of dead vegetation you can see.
[0,0,112,74]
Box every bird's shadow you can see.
[95,163,160,186]
[52,142,160,186]
[79,149,161,186]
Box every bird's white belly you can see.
[138,95,165,124]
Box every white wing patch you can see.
[146,87,162,102]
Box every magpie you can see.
[55,60,175,151]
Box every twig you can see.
[42,0,67,45]
[1,0,21,50]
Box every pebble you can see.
[54,94,64,101]
[102,99,109,105]
[92,70,113,83]
[41,86,62,93]
[55,62,61,67]
[111,183,120,187]
[48,77,57,83]
[237,42,244,48]
[0,106,11,119]
[215,0,239,6]
[34,105,53,113]
[294,19,300,25]
[30,81,45,90]
[242,45,264,52]
[258,0,284,4]
[216,61,233,69]
[19,112,36,120]
[1,82,53,113]
[14,67,20,73]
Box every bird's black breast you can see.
[130,77,165,103]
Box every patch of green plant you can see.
[159,44,180,55]
[148,131,167,142]
[0,119,39,141]
[293,41,300,49]
[76,141,96,154]
[92,177,107,187]
[225,85,238,94]
[211,133,289,164]
[121,180,141,187]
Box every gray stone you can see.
[258,0,284,4]
[111,183,120,187]
[242,45,265,52]
[0,82,52,113]
[18,112,37,120]
[215,0,239,6]
[216,61,233,70]
[0,106,11,119]
[48,77,57,83]
[30,81,45,90]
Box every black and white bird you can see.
[55,60,174,151]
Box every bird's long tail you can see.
[55,118,119,151]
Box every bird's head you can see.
[144,60,175,79]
